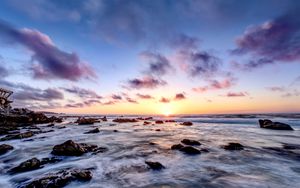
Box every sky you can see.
[0,0,299,115]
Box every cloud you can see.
[232,10,300,69]
[0,64,9,78]
[193,76,236,93]
[281,89,300,97]
[174,93,186,100]
[13,88,64,101]
[136,93,154,99]
[125,76,167,89]
[226,92,248,97]
[159,97,170,103]
[266,86,285,92]
[169,34,199,50]
[61,86,102,99]
[0,20,96,81]
[140,51,173,76]
[111,94,122,100]
[126,97,138,104]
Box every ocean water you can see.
[0,115,300,188]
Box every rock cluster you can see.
[259,119,294,130]
[112,118,138,123]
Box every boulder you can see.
[181,139,201,146]
[112,118,138,123]
[9,158,41,174]
[171,144,184,150]
[145,161,165,170]
[259,119,294,130]
[0,144,13,155]
[180,122,193,126]
[52,140,102,156]
[84,128,100,134]
[155,120,164,124]
[179,146,201,155]
[19,169,92,188]
[223,143,244,150]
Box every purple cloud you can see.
[282,89,300,97]
[232,10,300,69]
[111,94,122,100]
[159,97,170,103]
[169,34,199,50]
[226,92,248,97]
[0,20,96,81]
[266,86,285,92]
[193,77,236,93]
[0,64,9,78]
[126,97,138,104]
[126,76,167,89]
[174,93,186,100]
[62,86,102,99]
[140,51,173,76]
[136,93,154,99]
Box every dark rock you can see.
[143,121,151,125]
[223,143,244,150]
[9,158,41,174]
[112,118,138,123]
[0,144,14,155]
[145,161,165,170]
[100,116,107,121]
[181,139,201,146]
[47,123,55,127]
[0,131,34,141]
[165,120,176,122]
[149,142,156,145]
[179,146,201,155]
[40,157,62,165]
[155,129,161,131]
[84,128,100,134]
[155,120,164,124]
[283,143,300,150]
[259,119,294,130]
[200,148,210,153]
[52,140,102,156]
[19,169,92,188]
[76,117,96,125]
[171,144,184,150]
[113,130,118,132]
[180,122,193,126]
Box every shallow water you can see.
[1,115,300,188]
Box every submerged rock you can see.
[145,161,165,170]
[179,146,201,155]
[19,169,92,188]
[52,140,105,156]
[180,122,193,126]
[84,128,100,134]
[171,144,184,150]
[259,119,294,130]
[0,131,34,141]
[0,144,14,155]
[181,139,201,146]
[223,143,244,150]
[112,118,138,123]
[9,158,41,174]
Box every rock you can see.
[76,117,96,125]
[165,120,176,122]
[9,158,41,174]
[179,146,201,155]
[181,139,201,146]
[282,143,300,150]
[19,169,92,188]
[171,144,184,150]
[259,119,294,130]
[0,131,34,141]
[149,142,156,145]
[47,123,55,127]
[100,116,107,121]
[0,144,14,155]
[112,118,138,123]
[145,161,165,170]
[40,157,62,165]
[113,130,118,132]
[52,140,102,156]
[155,129,161,131]
[84,128,100,134]
[200,148,210,153]
[155,120,164,124]
[143,121,151,125]
[180,122,193,126]
[223,143,244,150]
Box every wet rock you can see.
[76,117,96,125]
[9,158,41,174]
[155,120,164,124]
[283,143,300,150]
[223,143,244,150]
[19,169,92,188]
[181,139,201,146]
[84,128,100,134]
[40,157,62,165]
[171,144,184,150]
[112,118,138,123]
[200,148,210,153]
[165,120,176,122]
[179,146,201,155]
[100,116,107,121]
[180,122,193,126]
[155,129,161,131]
[52,140,103,156]
[0,131,34,141]
[0,144,14,155]
[113,130,118,132]
[149,142,156,145]
[143,121,151,125]
[145,161,165,170]
[259,119,294,130]
[47,123,55,127]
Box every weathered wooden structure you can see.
[0,88,13,114]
